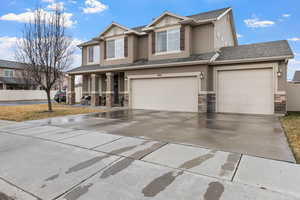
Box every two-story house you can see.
[67,7,293,115]
[0,59,67,90]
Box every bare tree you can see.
[16,7,74,111]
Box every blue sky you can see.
[0,0,299,79]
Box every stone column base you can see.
[274,94,286,114]
[124,93,129,107]
[67,92,75,105]
[106,92,114,107]
[207,93,216,113]
[91,93,100,106]
[198,94,207,113]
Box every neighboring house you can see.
[291,71,300,83]
[0,60,35,90]
[0,59,67,90]
[67,7,294,115]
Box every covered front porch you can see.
[67,72,128,108]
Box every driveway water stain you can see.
[64,183,93,200]
[141,150,217,197]
[0,192,16,200]
[179,150,216,170]
[65,140,156,175]
[66,155,109,174]
[100,157,134,179]
[142,170,184,197]
[100,143,164,179]
[203,182,224,200]
[45,173,59,182]
[219,153,240,177]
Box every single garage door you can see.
[217,68,274,115]
[131,76,198,112]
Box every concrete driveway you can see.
[32,109,295,163]
[0,111,299,200]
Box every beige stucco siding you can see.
[214,14,235,49]
[148,25,192,61]
[192,24,215,54]
[82,47,88,66]
[100,35,136,66]
[277,61,287,91]
[137,35,148,60]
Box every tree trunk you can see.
[46,89,53,112]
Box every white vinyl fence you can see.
[287,83,300,111]
[0,90,57,101]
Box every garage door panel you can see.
[131,77,198,112]
[217,68,273,115]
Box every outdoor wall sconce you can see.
[277,68,282,77]
[200,72,205,80]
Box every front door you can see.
[114,74,119,105]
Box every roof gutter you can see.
[211,55,294,65]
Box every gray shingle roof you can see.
[0,60,27,69]
[78,7,231,46]
[216,40,293,61]
[68,52,215,73]
[292,71,300,82]
[68,40,293,74]
[187,7,230,21]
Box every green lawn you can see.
[281,112,300,163]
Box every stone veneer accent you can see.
[198,94,207,113]
[123,93,129,107]
[207,93,216,113]
[274,93,287,114]
[198,93,216,113]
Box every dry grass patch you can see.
[281,112,300,163]
[0,104,102,122]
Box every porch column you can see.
[3,83,7,90]
[67,75,75,104]
[91,74,100,106]
[106,72,114,107]
[82,75,89,96]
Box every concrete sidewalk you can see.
[0,118,299,200]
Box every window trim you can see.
[105,36,125,60]
[155,26,181,55]
[87,45,100,65]
[3,69,14,77]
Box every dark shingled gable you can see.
[187,7,230,21]
[216,40,293,61]
[0,60,28,70]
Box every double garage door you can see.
[130,68,274,115]
[131,76,198,112]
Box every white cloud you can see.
[0,9,76,28]
[47,2,64,10]
[0,36,19,61]
[82,0,108,14]
[244,17,275,28]
[282,14,291,18]
[237,34,243,38]
[288,37,300,42]
[42,0,54,3]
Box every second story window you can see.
[87,45,100,64]
[106,38,124,59]
[156,28,180,53]
[4,69,13,77]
